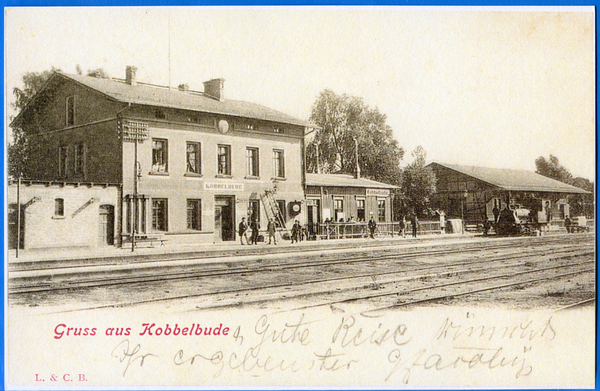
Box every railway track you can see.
[9,235,591,295]
[13,234,593,313]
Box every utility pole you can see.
[16,176,21,258]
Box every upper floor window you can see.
[54,198,64,217]
[186,142,201,174]
[273,127,284,134]
[218,145,231,176]
[273,149,285,178]
[74,143,85,176]
[152,138,168,173]
[66,96,75,126]
[246,147,259,177]
[58,146,68,177]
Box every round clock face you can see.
[218,119,230,134]
[292,203,301,213]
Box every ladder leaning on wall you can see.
[260,190,290,240]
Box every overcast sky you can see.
[5,7,595,180]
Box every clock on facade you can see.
[218,119,230,134]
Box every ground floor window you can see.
[248,200,260,223]
[334,198,344,222]
[187,199,202,230]
[276,200,286,223]
[152,198,168,231]
[356,199,365,221]
[378,199,386,222]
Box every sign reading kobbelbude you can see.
[204,182,245,191]
[366,188,390,197]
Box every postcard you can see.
[4,6,595,389]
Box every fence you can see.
[304,220,443,240]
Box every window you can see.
[187,199,202,230]
[273,149,285,178]
[155,108,167,120]
[54,198,64,217]
[66,96,75,126]
[59,146,68,177]
[243,123,256,130]
[276,200,286,223]
[218,145,231,175]
[152,199,168,231]
[246,148,259,177]
[378,199,386,222]
[152,139,168,172]
[356,199,365,221]
[273,127,284,134]
[74,143,85,176]
[334,198,344,222]
[248,200,260,223]
[186,142,201,174]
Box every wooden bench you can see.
[122,234,167,248]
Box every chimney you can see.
[126,66,137,86]
[178,83,189,92]
[203,78,225,101]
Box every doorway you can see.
[214,196,235,242]
[99,205,115,245]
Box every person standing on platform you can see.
[250,218,260,245]
[291,220,301,244]
[411,214,419,238]
[368,216,377,239]
[267,218,277,245]
[398,216,406,238]
[564,215,572,234]
[238,217,249,245]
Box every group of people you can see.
[238,217,305,245]
[396,215,419,238]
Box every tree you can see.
[9,66,110,177]
[399,146,437,216]
[8,68,58,177]
[535,155,573,184]
[307,89,404,185]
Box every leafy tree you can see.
[535,155,573,184]
[399,146,437,216]
[86,68,110,78]
[9,66,110,177]
[307,89,404,185]
[8,68,58,177]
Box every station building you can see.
[427,162,590,227]
[11,67,313,247]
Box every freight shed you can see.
[427,162,590,229]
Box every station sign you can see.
[119,120,149,142]
[204,182,244,191]
[366,189,390,197]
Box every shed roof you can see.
[306,173,398,189]
[14,72,314,128]
[428,162,590,194]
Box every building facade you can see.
[12,68,312,246]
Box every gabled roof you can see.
[13,72,314,128]
[428,162,590,194]
[306,173,398,189]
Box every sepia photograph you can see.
[4,6,596,388]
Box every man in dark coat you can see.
[411,214,419,238]
[250,218,260,245]
[238,217,249,245]
[368,216,377,239]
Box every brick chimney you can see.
[126,66,137,86]
[203,78,225,101]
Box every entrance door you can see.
[99,205,115,245]
[214,196,235,242]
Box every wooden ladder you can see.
[260,190,290,239]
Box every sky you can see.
[5,7,596,180]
